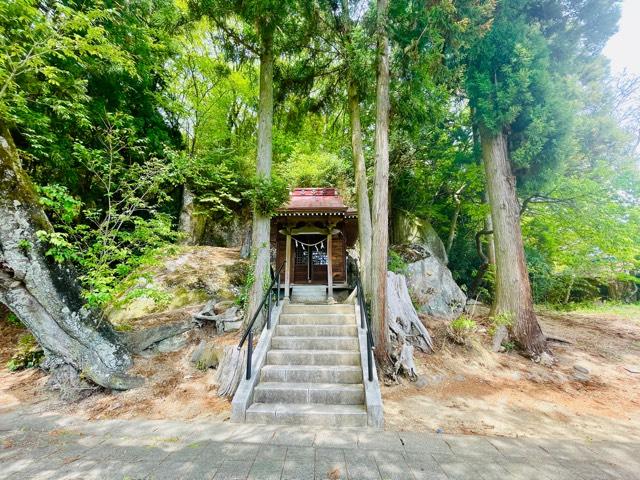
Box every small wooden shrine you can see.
[271,188,358,299]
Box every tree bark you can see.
[484,191,496,265]
[246,25,274,326]
[347,80,373,298]
[0,122,141,390]
[371,0,391,362]
[446,184,465,255]
[480,125,546,355]
[178,184,203,245]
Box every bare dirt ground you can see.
[2,270,639,441]
[383,306,640,441]
[0,321,237,422]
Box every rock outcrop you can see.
[405,253,466,320]
[391,211,466,320]
[391,210,448,264]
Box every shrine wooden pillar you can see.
[327,232,333,299]
[284,233,292,299]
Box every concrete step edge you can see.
[254,382,364,392]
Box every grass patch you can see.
[543,302,640,321]
[6,334,44,371]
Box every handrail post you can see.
[267,289,272,330]
[367,334,373,382]
[246,329,253,380]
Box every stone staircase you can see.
[243,303,371,427]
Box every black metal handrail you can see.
[355,269,375,382]
[237,261,285,380]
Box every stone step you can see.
[260,365,362,384]
[275,324,358,337]
[253,382,364,405]
[283,304,353,315]
[271,336,358,351]
[266,349,361,366]
[279,313,355,326]
[245,403,367,427]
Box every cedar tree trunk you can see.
[246,25,274,326]
[0,122,141,390]
[370,0,391,361]
[347,79,373,298]
[480,125,546,355]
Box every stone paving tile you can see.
[436,461,492,480]
[213,424,279,445]
[247,458,285,480]
[502,461,554,480]
[344,450,382,480]
[271,427,317,446]
[588,441,640,466]
[442,435,504,459]
[315,429,359,449]
[467,461,514,478]
[4,413,640,480]
[596,462,640,480]
[397,432,451,455]
[357,431,404,452]
[534,439,597,462]
[315,447,347,480]
[213,459,255,480]
[405,454,447,480]
[220,443,260,461]
[256,444,289,461]
[282,446,315,480]
[371,450,414,480]
[562,462,618,480]
[25,459,102,480]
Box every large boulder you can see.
[391,211,465,320]
[391,210,448,264]
[405,254,466,320]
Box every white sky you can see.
[603,0,640,75]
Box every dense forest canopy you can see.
[1,0,638,382]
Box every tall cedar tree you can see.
[188,0,311,325]
[466,0,621,354]
[371,0,391,361]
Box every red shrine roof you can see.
[278,188,357,217]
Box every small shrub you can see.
[388,250,408,274]
[488,312,514,337]
[18,239,31,253]
[5,312,23,327]
[448,315,477,345]
[6,334,44,371]
[235,258,255,310]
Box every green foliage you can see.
[246,175,289,217]
[488,312,514,337]
[553,302,640,321]
[34,114,180,308]
[6,334,44,372]
[2,0,635,317]
[235,258,255,310]
[387,250,408,274]
[448,315,478,346]
[5,312,23,328]
[17,239,31,253]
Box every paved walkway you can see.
[1,412,638,480]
